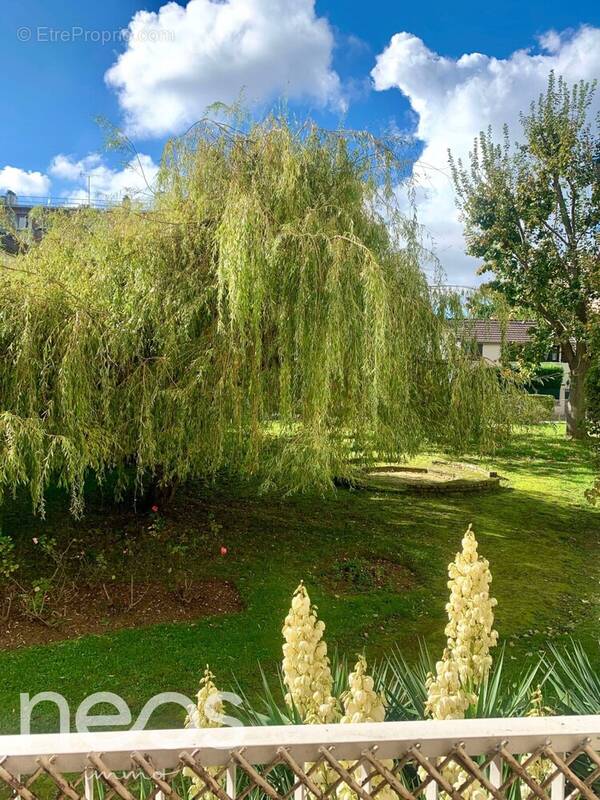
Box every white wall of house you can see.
[481,343,502,363]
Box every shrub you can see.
[531,394,555,418]
[0,530,18,582]
[586,360,600,426]
[525,365,564,400]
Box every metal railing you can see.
[1,194,154,211]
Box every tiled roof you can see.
[461,320,536,344]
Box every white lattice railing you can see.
[1,715,600,800]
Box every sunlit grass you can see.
[0,424,597,733]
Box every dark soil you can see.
[0,579,243,650]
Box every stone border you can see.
[356,463,503,495]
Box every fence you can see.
[1,716,600,800]
[1,195,123,210]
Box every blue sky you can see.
[1,0,599,282]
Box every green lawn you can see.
[0,424,598,733]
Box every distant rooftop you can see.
[462,319,536,344]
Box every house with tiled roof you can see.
[463,320,536,361]
[462,319,570,419]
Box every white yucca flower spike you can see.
[425,648,474,720]
[184,666,224,799]
[186,666,224,729]
[424,654,486,798]
[444,523,498,687]
[426,524,497,721]
[282,582,338,723]
[437,762,490,800]
[338,656,393,800]
[423,525,498,800]
[520,687,554,784]
[340,655,386,724]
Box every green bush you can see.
[509,390,554,424]
[531,394,555,418]
[0,530,18,582]
[586,360,600,425]
[525,365,564,400]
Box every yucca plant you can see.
[234,664,303,727]
[230,653,349,800]
[376,643,545,721]
[467,647,547,719]
[374,642,432,720]
[380,519,548,800]
[235,644,546,727]
[234,650,350,727]
[546,641,600,794]
[548,640,600,715]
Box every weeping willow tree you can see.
[0,116,528,515]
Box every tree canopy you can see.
[450,73,600,438]
[0,116,525,515]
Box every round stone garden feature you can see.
[359,461,503,494]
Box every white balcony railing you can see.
[1,716,599,799]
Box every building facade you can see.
[0,191,44,252]
[465,319,570,420]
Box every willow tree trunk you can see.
[146,467,179,509]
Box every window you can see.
[546,345,560,362]
[16,214,28,230]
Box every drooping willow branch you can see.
[0,114,530,515]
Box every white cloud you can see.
[105,0,342,137]
[49,153,102,182]
[49,153,159,203]
[0,166,51,197]
[372,26,600,285]
[538,30,562,54]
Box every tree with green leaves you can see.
[0,115,527,516]
[585,303,600,504]
[450,73,600,438]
